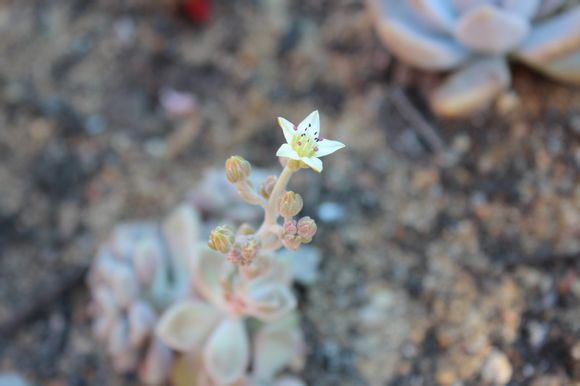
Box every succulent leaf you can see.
[253,314,304,380]
[409,0,457,32]
[203,318,250,385]
[367,0,470,70]
[430,57,511,117]
[454,5,530,54]
[515,5,580,63]
[156,300,221,352]
[138,337,173,385]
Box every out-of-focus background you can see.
[0,0,578,385]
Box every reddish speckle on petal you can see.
[293,126,297,131]
[314,147,319,152]
[297,141,302,146]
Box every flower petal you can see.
[204,318,249,385]
[276,143,300,161]
[297,110,320,137]
[277,117,296,143]
[315,139,345,157]
[155,300,221,352]
[301,157,323,173]
[254,313,304,380]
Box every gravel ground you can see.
[0,1,578,385]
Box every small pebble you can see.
[481,349,512,385]
[317,202,345,224]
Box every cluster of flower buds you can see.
[282,216,318,251]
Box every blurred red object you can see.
[182,0,212,23]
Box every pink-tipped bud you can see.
[259,175,277,199]
[225,248,243,265]
[208,225,235,253]
[225,155,251,183]
[239,235,261,265]
[282,236,302,251]
[278,191,303,218]
[283,219,298,236]
[297,216,317,242]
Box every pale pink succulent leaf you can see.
[162,203,200,274]
[408,0,457,32]
[203,318,249,385]
[533,50,580,84]
[454,5,530,54]
[430,58,511,117]
[244,280,296,321]
[128,301,157,349]
[254,314,304,380]
[368,0,470,70]
[452,0,495,13]
[133,238,162,286]
[501,0,541,19]
[155,300,221,352]
[274,376,307,386]
[138,337,173,385]
[193,246,229,310]
[514,6,580,63]
[535,0,566,19]
[108,318,129,355]
[110,262,140,308]
[92,312,119,342]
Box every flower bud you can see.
[259,175,277,199]
[208,225,235,253]
[237,223,255,235]
[225,155,251,183]
[283,219,298,236]
[297,216,317,242]
[225,248,243,265]
[278,191,303,218]
[239,235,261,265]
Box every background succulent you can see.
[89,177,318,384]
[88,204,199,383]
[367,0,580,116]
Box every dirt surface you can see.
[0,1,579,385]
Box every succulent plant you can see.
[88,110,340,385]
[88,204,200,383]
[367,0,580,116]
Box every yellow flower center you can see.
[290,133,317,158]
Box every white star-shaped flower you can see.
[275,110,345,173]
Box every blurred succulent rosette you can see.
[367,0,580,116]
[88,168,317,384]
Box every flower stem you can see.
[257,165,294,242]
